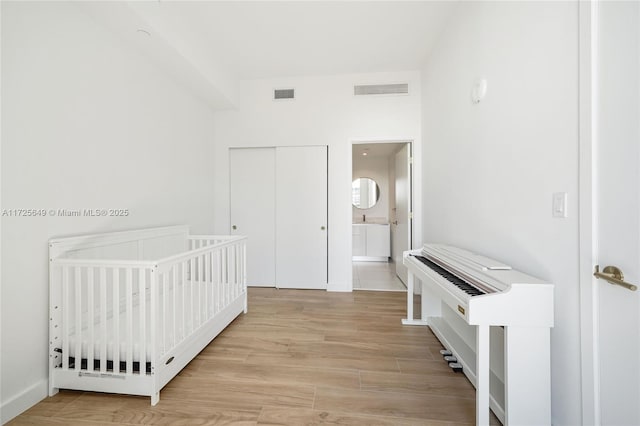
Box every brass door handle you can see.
[594,265,637,291]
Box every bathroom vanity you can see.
[352,223,390,261]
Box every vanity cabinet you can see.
[353,224,390,261]
[352,225,366,256]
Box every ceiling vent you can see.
[354,83,409,96]
[274,88,295,100]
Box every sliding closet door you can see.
[275,146,328,289]
[229,148,276,287]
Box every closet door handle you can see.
[321,226,326,231]
[232,225,237,230]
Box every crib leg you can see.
[49,386,59,398]
[151,392,160,406]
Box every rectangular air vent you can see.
[274,88,295,100]
[354,83,409,96]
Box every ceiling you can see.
[353,142,405,159]
[129,1,458,80]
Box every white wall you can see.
[1,2,217,422]
[421,2,580,424]
[213,72,422,291]
[352,156,389,222]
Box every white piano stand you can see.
[402,272,551,426]
[401,272,429,326]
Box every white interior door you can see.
[275,146,328,289]
[393,143,411,284]
[229,148,276,287]
[585,2,640,424]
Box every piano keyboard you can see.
[412,255,485,296]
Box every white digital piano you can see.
[403,244,554,426]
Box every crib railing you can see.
[188,235,238,250]
[155,237,247,359]
[49,235,247,378]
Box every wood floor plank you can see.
[396,358,457,375]
[288,340,434,360]
[185,359,361,390]
[18,390,83,418]
[10,288,495,425]
[314,387,476,423]
[8,416,120,426]
[111,398,259,425]
[161,375,316,410]
[257,405,463,426]
[245,350,401,373]
[324,330,439,352]
[220,327,326,342]
[360,370,476,398]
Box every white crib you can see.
[48,225,247,405]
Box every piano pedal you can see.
[448,362,463,373]
[439,349,452,356]
[444,355,457,363]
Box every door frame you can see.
[578,2,599,424]
[348,139,419,286]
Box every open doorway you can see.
[351,141,412,291]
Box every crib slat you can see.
[216,250,222,314]
[228,247,233,304]
[126,268,133,375]
[235,245,239,298]
[198,253,203,326]
[222,248,228,307]
[162,272,167,355]
[100,267,107,373]
[74,267,82,371]
[172,265,177,347]
[150,268,157,377]
[232,246,237,300]
[190,257,195,333]
[62,266,70,370]
[112,268,120,372]
[243,241,247,311]
[233,245,239,299]
[182,261,187,340]
[205,251,211,319]
[139,268,146,374]
[87,267,95,371]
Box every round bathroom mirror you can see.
[352,177,380,209]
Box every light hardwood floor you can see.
[10,288,498,425]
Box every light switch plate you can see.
[552,192,568,218]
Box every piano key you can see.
[412,255,485,296]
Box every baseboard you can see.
[327,282,351,292]
[1,379,48,425]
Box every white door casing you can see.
[394,143,411,284]
[229,148,276,287]
[580,2,640,425]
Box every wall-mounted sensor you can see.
[471,78,487,104]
